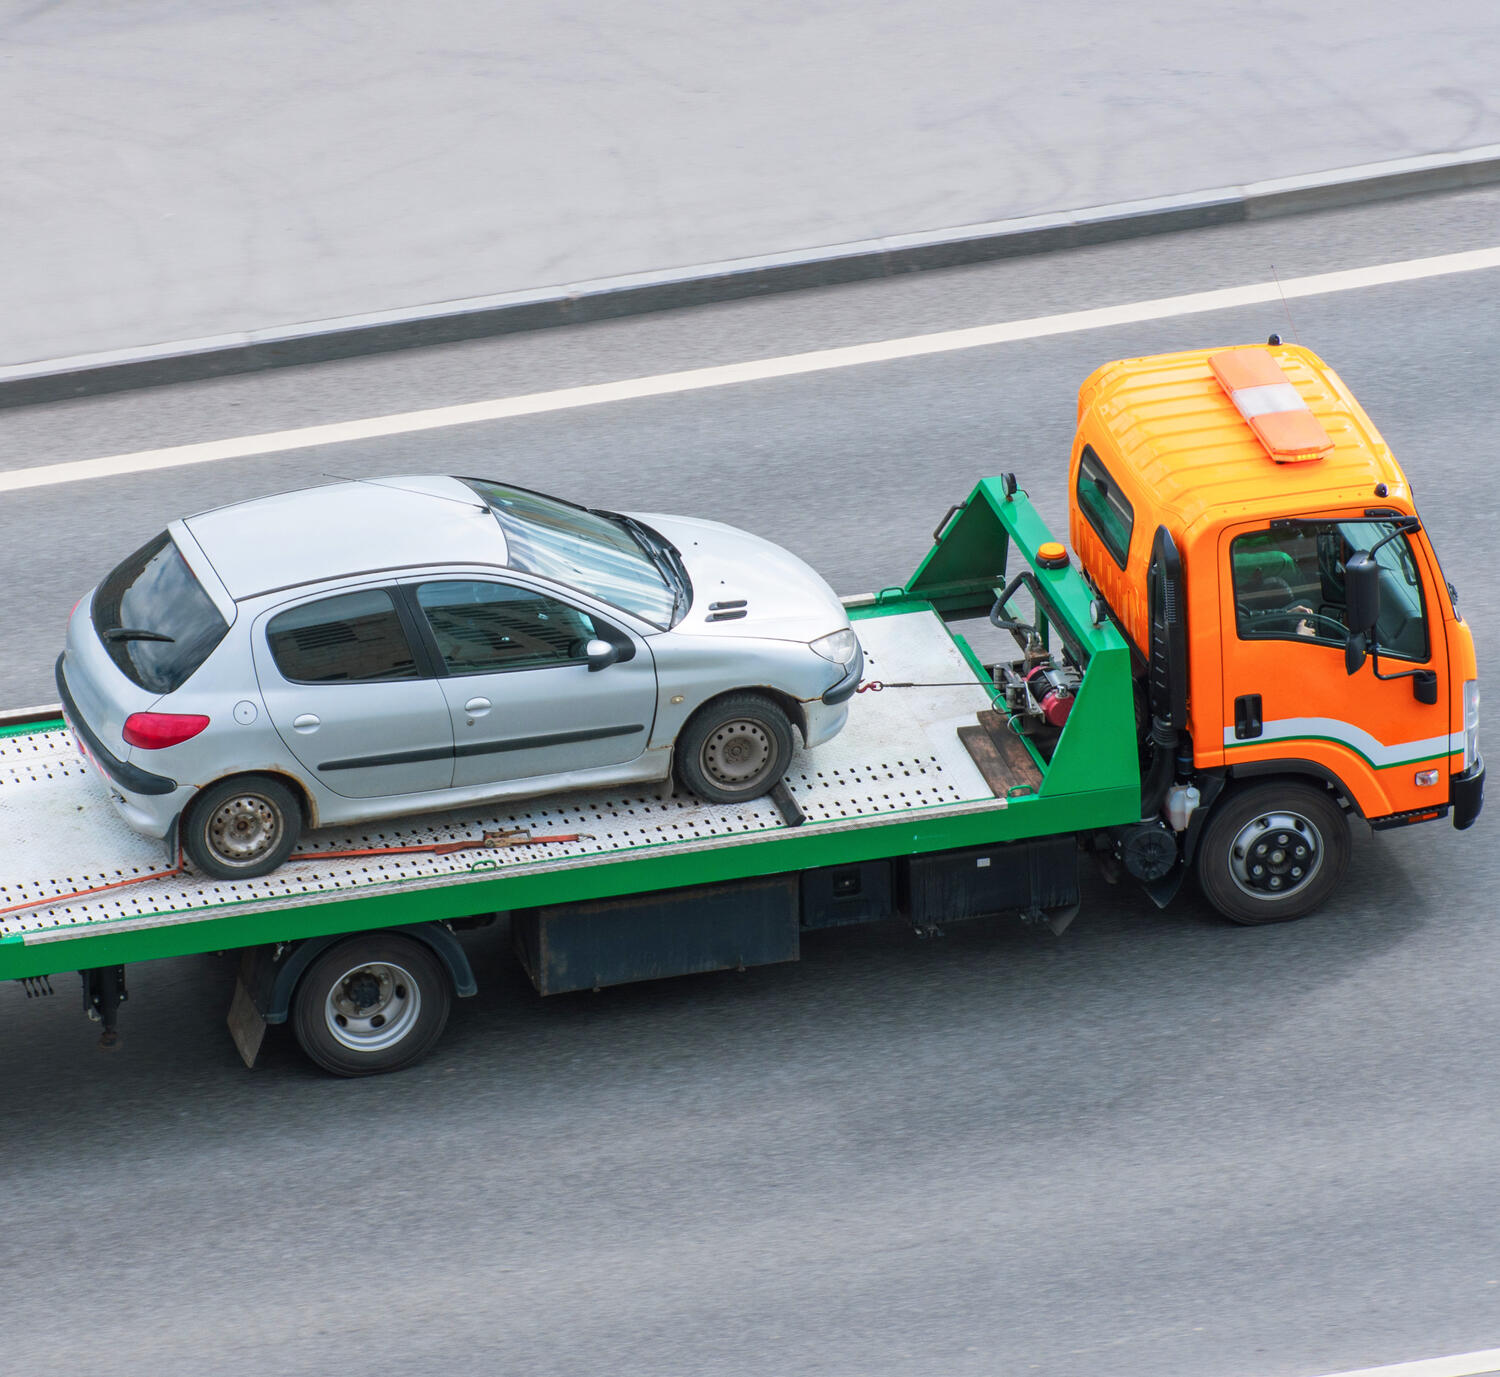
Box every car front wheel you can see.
[676,693,795,804]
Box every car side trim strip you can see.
[318,744,456,772]
[454,723,645,758]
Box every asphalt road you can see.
[2,191,1499,1377]
[6,1,1500,363]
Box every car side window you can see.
[1075,445,1135,568]
[266,589,420,683]
[416,580,598,674]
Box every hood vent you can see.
[707,599,748,622]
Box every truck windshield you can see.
[1231,518,1428,661]
[461,479,682,629]
[92,532,230,693]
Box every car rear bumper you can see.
[1453,755,1484,830]
[55,653,177,797]
[56,653,191,839]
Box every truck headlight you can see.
[1464,679,1480,771]
[810,629,860,666]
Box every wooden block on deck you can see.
[956,711,1044,796]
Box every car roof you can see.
[180,475,509,599]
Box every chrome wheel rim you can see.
[702,718,773,790]
[1228,810,1323,901]
[323,962,421,1052]
[206,793,281,864]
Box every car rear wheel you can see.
[182,774,302,879]
[676,693,795,804]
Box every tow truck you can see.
[1,342,1481,1074]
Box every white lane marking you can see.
[1302,1346,1500,1377]
[5,246,1500,495]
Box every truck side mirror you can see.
[1344,631,1368,676]
[1345,551,1381,633]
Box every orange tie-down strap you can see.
[0,829,591,918]
[1209,348,1333,461]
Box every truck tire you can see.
[1195,781,1350,924]
[291,934,452,1076]
[676,693,795,804]
[182,774,302,879]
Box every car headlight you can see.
[1464,679,1480,771]
[810,628,860,666]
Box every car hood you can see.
[629,512,849,642]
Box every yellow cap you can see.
[1037,541,1069,569]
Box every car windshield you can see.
[92,531,230,692]
[460,479,683,629]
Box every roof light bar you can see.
[1209,348,1333,462]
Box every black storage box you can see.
[903,836,1078,925]
[513,874,800,996]
[800,860,896,930]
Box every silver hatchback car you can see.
[57,476,862,879]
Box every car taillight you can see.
[122,712,210,750]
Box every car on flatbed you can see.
[56,475,862,880]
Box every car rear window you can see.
[266,589,420,683]
[93,532,230,693]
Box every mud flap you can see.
[1141,866,1185,909]
[227,977,268,1068]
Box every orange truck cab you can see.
[1068,341,1482,922]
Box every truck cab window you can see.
[1231,520,1428,660]
[1075,445,1135,568]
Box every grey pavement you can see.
[1,194,1499,1376]
[6,0,1500,368]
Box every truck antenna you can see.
[1270,264,1300,344]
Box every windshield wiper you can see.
[102,627,176,643]
[604,513,690,608]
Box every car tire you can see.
[291,933,452,1077]
[1194,780,1350,924]
[676,693,796,804]
[182,774,302,880]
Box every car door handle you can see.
[292,713,320,732]
[464,697,492,716]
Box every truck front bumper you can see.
[1453,756,1484,830]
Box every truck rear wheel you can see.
[291,934,452,1076]
[1195,781,1350,924]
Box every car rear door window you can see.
[416,580,597,674]
[266,589,420,683]
[93,531,230,693]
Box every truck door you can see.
[1219,516,1449,820]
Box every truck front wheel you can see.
[1194,781,1350,924]
[291,934,452,1076]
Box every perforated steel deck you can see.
[1,610,1009,944]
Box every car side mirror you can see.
[1344,631,1368,676]
[584,638,619,672]
[1345,552,1381,633]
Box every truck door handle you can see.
[464,697,492,716]
[1234,694,1263,740]
[292,713,320,732]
